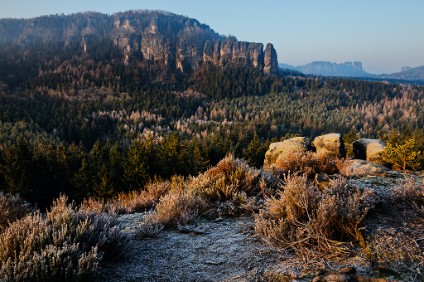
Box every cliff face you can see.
[0,10,279,75]
[264,43,278,74]
[381,65,424,81]
[295,61,370,77]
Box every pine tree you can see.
[243,132,267,168]
[190,137,209,175]
[109,142,124,192]
[73,157,93,200]
[93,164,115,199]
[383,137,422,171]
[124,141,149,190]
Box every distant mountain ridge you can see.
[279,61,371,77]
[280,61,424,82]
[0,10,278,74]
[380,65,424,81]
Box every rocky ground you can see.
[96,216,281,281]
[95,174,424,282]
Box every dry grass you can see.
[151,190,208,227]
[77,155,274,232]
[0,192,33,233]
[79,179,171,215]
[275,152,339,178]
[122,155,270,229]
[113,179,171,214]
[188,154,263,215]
[255,174,376,259]
[79,196,110,214]
[391,178,424,215]
[367,228,423,264]
[0,195,128,282]
[136,213,165,238]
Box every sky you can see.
[1,0,423,74]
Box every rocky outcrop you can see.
[353,139,385,164]
[312,133,345,158]
[0,10,279,75]
[264,137,309,170]
[263,43,278,74]
[202,39,265,71]
[295,61,371,77]
[338,159,389,177]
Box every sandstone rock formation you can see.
[264,43,279,75]
[263,137,309,170]
[0,10,279,75]
[353,138,385,164]
[312,133,345,158]
[338,159,389,177]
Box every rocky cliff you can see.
[280,61,371,77]
[0,10,278,74]
[296,61,370,77]
[380,65,424,81]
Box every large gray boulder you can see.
[263,137,309,170]
[353,138,385,164]
[312,133,345,158]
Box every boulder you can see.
[312,133,345,158]
[338,159,389,177]
[353,139,385,164]
[263,137,309,170]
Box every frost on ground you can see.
[96,216,280,282]
[95,175,424,282]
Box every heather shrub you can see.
[79,197,111,214]
[255,174,376,257]
[79,179,171,215]
[140,155,267,226]
[137,212,164,238]
[367,228,423,264]
[0,195,128,282]
[113,179,171,214]
[152,190,208,227]
[0,192,33,233]
[391,179,424,215]
[275,152,339,178]
[189,155,262,213]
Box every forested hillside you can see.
[1,11,424,208]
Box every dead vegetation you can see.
[2,154,424,281]
[275,151,339,178]
[391,178,424,215]
[0,195,128,282]
[0,192,33,233]
[81,155,270,227]
[254,174,376,259]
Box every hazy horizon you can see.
[1,0,423,74]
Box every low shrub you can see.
[136,213,164,238]
[79,179,171,215]
[275,152,339,178]
[84,155,274,231]
[0,192,33,233]
[391,179,424,215]
[189,154,263,215]
[152,190,208,227]
[367,228,423,264]
[0,195,128,282]
[135,155,268,228]
[79,196,110,214]
[255,174,376,258]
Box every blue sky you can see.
[1,0,423,74]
